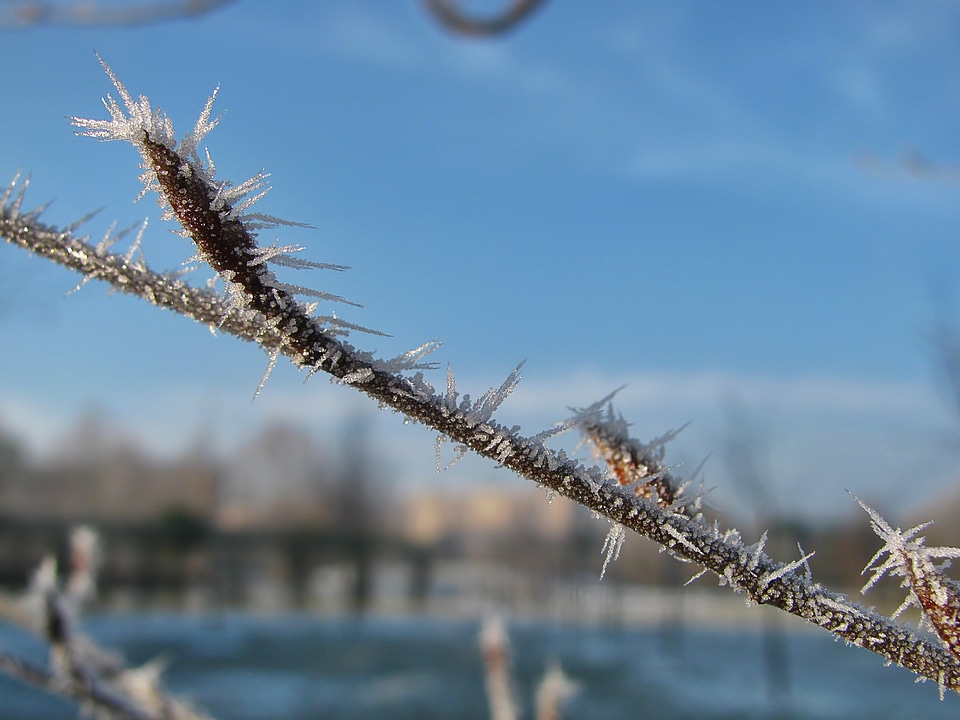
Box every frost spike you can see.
[856,495,960,661]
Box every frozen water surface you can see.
[3,614,960,719]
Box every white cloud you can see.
[508,367,944,422]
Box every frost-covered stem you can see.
[0,650,160,720]
[7,196,960,693]
[0,206,280,345]
[6,62,960,693]
[0,527,211,719]
[480,617,517,720]
[576,399,698,516]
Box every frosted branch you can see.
[0,531,209,719]
[856,496,960,662]
[480,616,517,720]
[6,64,960,695]
[574,399,700,517]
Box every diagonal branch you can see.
[5,59,960,696]
[6,180,960,695]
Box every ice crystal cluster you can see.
[70,56,392,390]
[858,497,960,664]
[4,56,960,704]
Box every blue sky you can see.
[2,1,960,522]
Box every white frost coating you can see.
[443,364,458,410]
[71,54,176,151]
[819,595,857,615]
[341,368,374,385]
[544,448,559,471]
[855,495,960,593]
[722,528,743,545]
[527,417,580,447]
[123,217,148,267]
[745,531,768,572]
[254,348,280,399]
[600,522,626,580]
[377,340,442,375]
[798,542,814,581]
[685,567,709,586]
[662,523,700,555]
[435,434,468,471]
[70,218,149,294]
[495,439,515,464]
[434,434,446,472]
[70,56,348,331]
[584,467,604,495]
[273,281,358,307]
[264,247,347,272]
[466,361,524,424]
[718,564,737,588]
[1,171,29,219]
[484,428,508,452]
[758,550,816,590]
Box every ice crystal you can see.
[254,348,281,400]
[69,56,382,395]
[663,522,701,555]
[759,549,815,591]
[857,496,960,660]
[745,531,768,572]
[466,361,524,424]
[71,54,176,150]
[377,340,442,375]
[600,521,626,579]
[1,170,29,218]
[574,395,698,517]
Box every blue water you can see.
[2,614,958,719]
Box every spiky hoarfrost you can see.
[6,60,960,697]
[857,497,960,662]
[600,522,627,580]
[71,56,372,383]
[758,548,816,590]
[573,394,700,518]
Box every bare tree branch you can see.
[5,59,960,699]
[0,0,236,28]
[423,0,547,37]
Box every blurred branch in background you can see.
[480,616,576,720]
[0,0,550,34]
[0,526,209,720]
[423,0,547,37]
[855,146,960,184]
[0,0,237,27]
